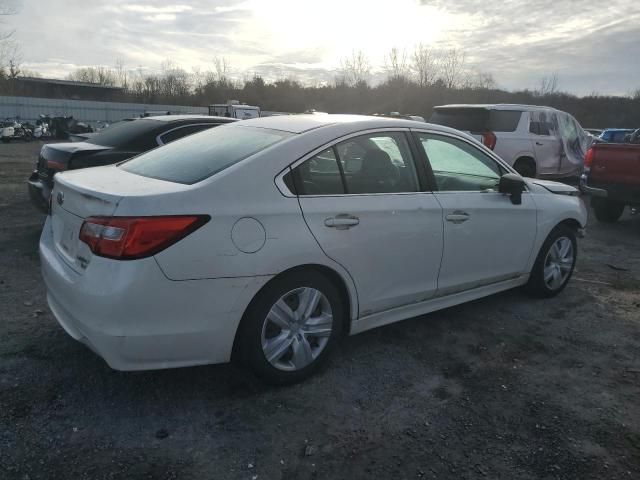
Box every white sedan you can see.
[40,115,587,383]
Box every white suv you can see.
[430,104,591,178]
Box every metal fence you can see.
[0,95,208,127]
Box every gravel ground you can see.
[1,141,639,480]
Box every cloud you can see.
[143,14,177,22]
[123,4,192,14]
[9,0,640,95]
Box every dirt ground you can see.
[1,140,639,480]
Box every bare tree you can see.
[67,66,117,86]
[440,48,466,89]
[473,71,497,90]
[213,56,230,83]
[537,73,560,96]
[411,43,439,87]
[384,47,409,81]
[0,37,19,77]
[114,58,128,90]
[340,50,371,87]
[632,88,640,100]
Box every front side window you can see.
[291,132,420,195]
[121,125,291,184]
[417,133,503,192]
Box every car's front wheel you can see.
[237,270,344,384]
[525,225,577,297]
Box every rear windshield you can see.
[430,108,522,132]
[120,125,292,184]
[87,119,159,148]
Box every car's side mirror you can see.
[499,173,526,205]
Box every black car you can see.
[28,115,237,211]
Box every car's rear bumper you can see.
[28,172,51,212]
[39,217,272,371]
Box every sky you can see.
[6,0,640,96]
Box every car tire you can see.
[525,224,577,298]
[591,197,625,223]
[513,157,536,178]
[236,270,345,385]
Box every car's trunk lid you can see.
[37,142,111,182]
[50,165,190,273]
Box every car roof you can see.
[236,114,439,134]
[142,115,237,123]
[435,104,557,112]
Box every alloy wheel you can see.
[543,236,574,290]
[261,287,334,371]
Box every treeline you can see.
[1,49,640,128]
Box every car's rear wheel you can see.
[525,225,577,298]
[237,270,344,384]
[591,197,625,223]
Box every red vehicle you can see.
[580,141,640,222]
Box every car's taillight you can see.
[46,160,65,170]
[583,146,595,171]
[481,131,497,150]
[79,215,210,260]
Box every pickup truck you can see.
[580,141,640,222]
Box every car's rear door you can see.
[414,130,537,296]
[529,111,562,176]
[290,129,444,317]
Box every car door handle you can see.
[536,141,544,146]
[445,211,470,224]
[324,214,360,229]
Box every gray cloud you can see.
[10,0,640,95]
[420,0,640,94]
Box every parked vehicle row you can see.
[39,114,587,384]
[1,120,33,143]
[598,128,637,143]
[27,115,237,211]
[580,141,640,222]
[429,104,591,179]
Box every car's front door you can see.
[291,130,444,317]
[414,131,537,296]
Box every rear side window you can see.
[430,109,522,133]
[121,126,291,184]
[87,119,161,150]
[158,123,218,145]
[291,132,420,195]
[293,148,345,195]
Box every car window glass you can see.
[489,111,522,132]
[292,148,345,195]
[87,118,161,150]
[159,124,217,144]
[121,125,291,184]
[337,133,420,194]
[529,121,551,136]
[430,109,521,133]
[418,134,502,192]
